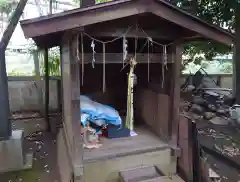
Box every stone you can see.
[0,130,33,173]
[204,112,216,120]
[193,96,205,105]
[209,117,230,125]
[190,104,204,114]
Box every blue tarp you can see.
[80,95,122,127]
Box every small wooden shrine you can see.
[20,0,234,182]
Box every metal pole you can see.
[0,50,11,140]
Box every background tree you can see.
[166,0,236,64]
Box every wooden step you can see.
[119,166,185,182]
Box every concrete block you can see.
[0,130,33,173]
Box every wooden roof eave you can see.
[20,0,234,48]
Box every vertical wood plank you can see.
[61,33,74,159]
[70,34,84,178]
[177,115,193,181]
[61,32,83,179]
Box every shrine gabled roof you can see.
[20,0,234,47]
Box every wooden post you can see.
[33,50,44,115]
[169,43,183,145]
[81,0,95,8]
[49,0,53,14]
[0,0,28,140]
[44,48,50,132]
[60,32,83,180]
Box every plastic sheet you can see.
[80,95,122,127]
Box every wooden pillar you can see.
[61,32,83,179]
[169,43,183,145]
[44,48,50,131]
[33,50,44,115]
[81,0,95,8]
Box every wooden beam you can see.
[74,53,175,64]
[85,27,176,40]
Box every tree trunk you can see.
[0,0,28,140]
[0,0,28,49]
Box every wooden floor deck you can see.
[83,126,169,163]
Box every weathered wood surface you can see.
[177,115,193,181]
[136,89,170,140]
[169,44,182,145]
[60,33,83,180]
[84,127,169,163]
[57,129,73,182]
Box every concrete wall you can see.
[8,77,60,112]
[7,75,233,112]
[181,74,233,89]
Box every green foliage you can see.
[30,46,61,77]
[47,47,61,76]
[38,48,61,76]
[0,0,17,17]
[169,0,236,62]
[219,62,233,73]
[95,0,112,4]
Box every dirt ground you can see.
[1,112,240,182]
[0,131,60,182]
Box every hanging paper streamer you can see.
[76,34,80,61]
[147,37,150,82]
[102,43,106,93]
[81,33,84,86]
[161,45,168,88]
[163,45,168,70]
[123,36,128,68]
[91,40,96,68]
[161,62,165,88]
